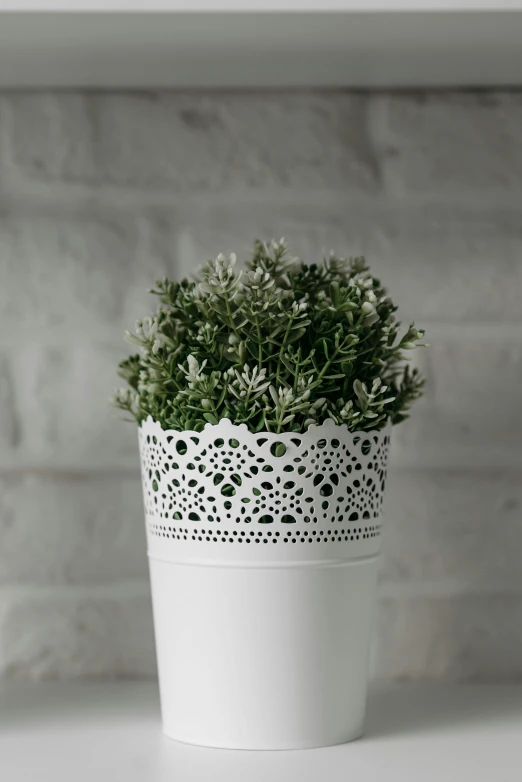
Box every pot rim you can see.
[138,413,392,442]
[138,415,390,566]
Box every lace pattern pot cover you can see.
[139,416,390,564]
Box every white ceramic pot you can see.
[138,416,390,750]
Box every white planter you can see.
[138,416,390,750]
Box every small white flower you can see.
[179,355,207,384]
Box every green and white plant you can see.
[114,239,425,434]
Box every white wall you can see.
[1,90,522,680]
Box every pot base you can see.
[162,727,364,751]
[150,556,378,752]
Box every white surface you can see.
[1,11,522,87]
[1,1,522,10]
[1,682,522,780]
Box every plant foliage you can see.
[113,240,425,434]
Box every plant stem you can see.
[275,314,295,386]
[255,316,263,369]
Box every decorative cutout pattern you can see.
[139,417,390,549]
[150,522,381,544]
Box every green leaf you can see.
[114,238,426,435]
[329,281,340,306]
[288,328,307,344]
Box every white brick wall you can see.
[1,90,521,681]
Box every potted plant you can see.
[114,240,425,750]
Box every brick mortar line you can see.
[4,323,522,346]
[2,449,522,474]
[0,467,142,478]
[2,176,522,215]
[0,580,152,601]
[378,581,522,600]
[0,581,520,602]
[1,456,522,474]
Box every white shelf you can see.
[0,9,522,87]
[2,682,521,781]
[1,2,522,10]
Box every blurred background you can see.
[1,8,522,684]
